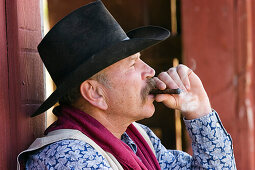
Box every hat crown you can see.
[38,0,127,86]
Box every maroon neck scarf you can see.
[45,106,160,170]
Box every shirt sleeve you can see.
[26,139,112,170]
[140,110,236,170]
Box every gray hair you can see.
[58,71,110,106]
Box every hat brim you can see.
[31,26,170,117]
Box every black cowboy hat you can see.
[32,0,170,117]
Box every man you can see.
[18,0,236,169]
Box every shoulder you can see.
[26,139,111,169]
[135,123,192,169]
[135,123,160,146]
[134,123,163,158]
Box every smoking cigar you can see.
[150,88,183,95]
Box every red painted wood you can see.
[181,0,255,169]
[235,0,255,169]
[252,0,255,165]
[1,0,45,169]
[181,0,236,152]
[0,0,11,169]
[5,0,24,169]
[16,0,46,162]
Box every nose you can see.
[141,60,155,80]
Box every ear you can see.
[80,80,108,110]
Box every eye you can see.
[129,55,140,68]
[130,61,136,67]
[132,62,138,68]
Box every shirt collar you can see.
[121,132,137,153]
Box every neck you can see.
[77,105,132,139]
[98,115,130,139]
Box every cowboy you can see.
[18,1,236,169]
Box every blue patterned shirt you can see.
[26,111,236,169]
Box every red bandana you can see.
[45,106,160,170]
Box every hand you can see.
[153,64,212,119]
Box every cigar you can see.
[150,88,183,95]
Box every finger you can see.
[155,94,179,109]
[167,67,187,91]
[152,77,166,90]
[176,64,192,90]
[158,72,179,89]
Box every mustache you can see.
[144,78,157,95]
[141,78,157,103]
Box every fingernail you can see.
[160,84,166,90]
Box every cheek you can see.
[108,85,140,110]
[106,72,144,104]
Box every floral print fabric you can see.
[26,110,236,169]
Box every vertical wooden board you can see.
[182,1,235,116]
[234,3,247,168]
[4,0,45,169]
[234,0,255,169]
[17,0,41,30]
[181,0,255,169]
[19,28,42,51]
[20,50,44,104]
[211,86,236,132]
[252,2,255,165]
[180,0,239,166]
[18,51,45,148]
[181,0,235,98]
[5,0,21,169]
[235,0,255,169]
[252,0,255,99]
[0,0,11,169]
[181,0,236,131]
[16,0,45,151]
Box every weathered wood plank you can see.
[0,0,11,169]
[2,0,45,169]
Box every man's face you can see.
[101,52,156,123]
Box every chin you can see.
[142,103,155,119]
[134,104,155,122]
[135,96,155,121]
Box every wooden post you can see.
[0,0,11,169]
[0,0,45,169]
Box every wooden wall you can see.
[0,0,45,169]
[0,0,10,168]
[181,0,255,169]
